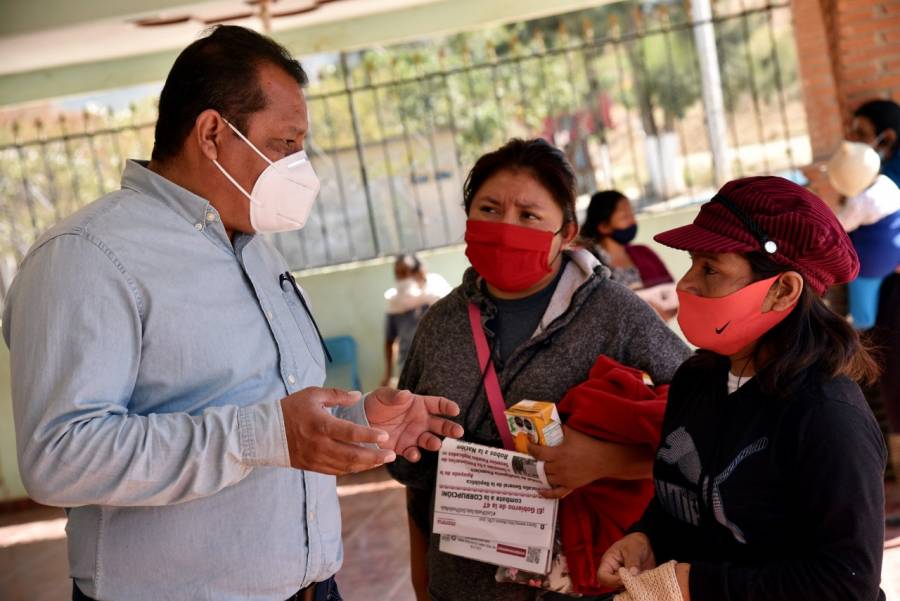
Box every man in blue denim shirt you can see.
[2,26,462,601]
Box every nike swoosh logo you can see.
[715,321,731,334]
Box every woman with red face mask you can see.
[387,138,691,601]
[598,176,886,601]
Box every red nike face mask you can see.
[676,275,796,356]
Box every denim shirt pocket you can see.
[280,288,327,371]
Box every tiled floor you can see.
[0,505,70,601]
[0,469,416,601]
[2,466,899,601]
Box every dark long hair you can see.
[740,252,879,395]
[579,190,627,241]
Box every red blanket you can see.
[557,355,669,594]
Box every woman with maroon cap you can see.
[598,176,886,600]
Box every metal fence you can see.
[0,0,808,301]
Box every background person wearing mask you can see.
[579,190,677,320]
[849,98,900,445]
[388,138,691,601]
[381,253,451,387]
[2,26,463,601]
[826,140,900,329]
[850,98,900,185]
[598,177,885,601]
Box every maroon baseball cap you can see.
[654,176,859,294]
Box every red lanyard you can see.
[467,303,515,451]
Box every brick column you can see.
[793,0,900,152]
[835,0,900,109]
[791,0,900,205]
[791,0,843,161]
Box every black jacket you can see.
[636,356,887,601]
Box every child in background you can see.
[381,253,451,386]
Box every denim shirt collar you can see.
[121,159,241,254]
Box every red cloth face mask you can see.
[464,219,559,292]
[676,275,796,356]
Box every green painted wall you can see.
[0,205,698,502]
[0,343,25,501]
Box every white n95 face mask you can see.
[212,118,320,234]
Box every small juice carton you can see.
[504,400,564,454]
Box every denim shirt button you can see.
[194,223,203,231]
[287,375,296,385]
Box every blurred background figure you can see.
[580,190,678,320]
[381,254,451,386]
[827,140,900,329]
[850,99,900,186]
[847,98,900,459]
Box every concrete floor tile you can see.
[0,470,896,601]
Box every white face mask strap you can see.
[221,117,274,166]
[211,158,255,203]
[873,129,889,149]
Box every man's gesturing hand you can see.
[281,387,397,475]
[365,387,464,462]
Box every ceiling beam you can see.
[0,0,605,107]
[0,50,179,107]
[0,0,222,37]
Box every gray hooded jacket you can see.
[388,248,691,601]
